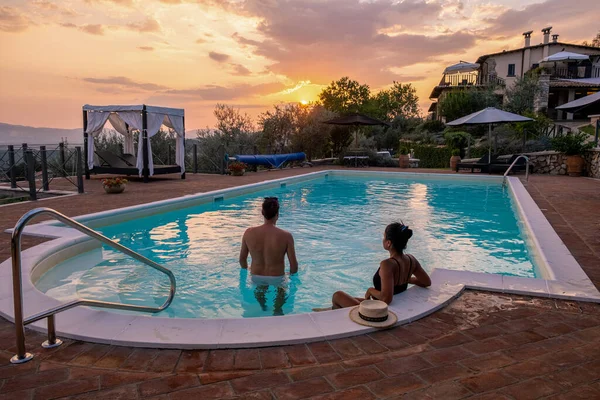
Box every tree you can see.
[291,104,336,160]
[318,77,371,114]
[95,129,123,154]
[373,82,420,121]
[196,104,258,171]
[213,104,254,146]
[504,73,540,114]
[329,126,353,155]
[438,88,500,122]
[582,30,600,47]
[258,104,296,153]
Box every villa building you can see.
[429,27,600,125]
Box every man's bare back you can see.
[239,197,298,276]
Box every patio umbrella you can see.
[539,51,589,63]
[557,91,600,145]
[446,107,533,166]
[323,113,389,167]
[443,61,480,74]
[323,113,389,147]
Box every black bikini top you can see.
[373,255,413,295]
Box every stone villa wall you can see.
[583,149,600,179]
[526,149,600,177]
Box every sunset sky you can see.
[0,0,598,130]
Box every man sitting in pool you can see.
[239,197,298,276]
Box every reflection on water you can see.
[36,175,537,318]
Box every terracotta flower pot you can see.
[450,155,461,171]
[566,155,584,177]
[231,169,245,176]
[398,154,410,169]
[103,184,125,194]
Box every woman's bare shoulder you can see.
[379,258,396,270]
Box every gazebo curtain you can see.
[84,106,185,176]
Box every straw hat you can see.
[349,300,398,328]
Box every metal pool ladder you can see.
[9,207,176,364]
[502,155,530,187]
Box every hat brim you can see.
[349,306,398,328]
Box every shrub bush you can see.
[411,144,453,168]
[419,119,446,133]
[444,131,470,154]
[551,133,595,156]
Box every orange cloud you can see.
[127,18,161,33]
[209,51,230,62]
[0,6,32,33]
[81,24,105,35]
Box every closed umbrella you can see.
[446,107,533,167]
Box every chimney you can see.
[542,26,552,44]
[523,30,533,47]
[552,34,559,43]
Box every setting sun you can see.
[300,100,309,105]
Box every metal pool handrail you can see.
[503,155,530,187]
[9,207,176,364]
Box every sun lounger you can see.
[455,154,496,173]
[489,154,527,174]
[92,150,181,176]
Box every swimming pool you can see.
[35,172,538,319]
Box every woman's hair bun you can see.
[385,222,413,252]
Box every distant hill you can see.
[0,122,82,146]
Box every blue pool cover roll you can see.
[235,152,306,169]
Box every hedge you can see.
[411,144,453,168]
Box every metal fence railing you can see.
[0,143,84,201]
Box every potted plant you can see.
[398,147,410,169]
[450,148,461,171]
[102,177,127,194]
[228,161,247,176]
[551,133,594,176]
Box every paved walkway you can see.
[0,169,599,399]
[524,175,600,288]
[0,292,598,399]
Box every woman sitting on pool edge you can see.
[331,222,431,309]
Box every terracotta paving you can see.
[0,168,599,399]
[0,292,598,399]
[523,175,600,289]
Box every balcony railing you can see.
[439,73,505,88]
[549,65,594,79]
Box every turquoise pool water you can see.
[36,173,537,318]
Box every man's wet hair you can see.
[262,197,279,220]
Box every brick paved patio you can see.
[1,169,599,399]
[0,292,598,399]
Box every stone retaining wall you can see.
[583,150,600,179]
[526,149,600,177]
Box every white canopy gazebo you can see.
[83,104,185,182]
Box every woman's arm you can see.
[365,261,395,304]
[408,256,431,288]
